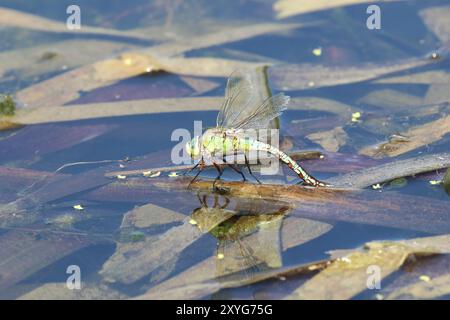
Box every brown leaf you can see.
[15,22,301,108]
[121,203,186,228]
[18,283,126,300]
[420,5,450,43]
[270,56,435,91]
[0,39,140,82]
[284,241,437,300]
[359,115,450,158]
[306,127,348,152]
[375,70,450,85]
[0,7,162,41]
[273,0,395,19]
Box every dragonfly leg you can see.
[183,160,201,176]
[220,196,230,209]
[212,162,224,189]
[222,158,246,182]
[229,164,246,181]
[187,157,205,187]
[244,154,261,184]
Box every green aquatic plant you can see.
[0,95,16,116]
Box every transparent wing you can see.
[232,93,290,130]
[216,237,263,282]
[216,70,255,128]
[216,70,290,130]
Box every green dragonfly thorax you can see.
[185,136,201,158]
[186,128,253,160]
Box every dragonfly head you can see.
[186,136,201,159]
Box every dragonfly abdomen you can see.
[250,140,328,187]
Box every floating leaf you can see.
[285,234,450,300]
[7,97,222,125]
[327,152,450,188]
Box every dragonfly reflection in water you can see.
[192,193,291,281]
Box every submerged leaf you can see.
[270,55,436,91]
[0,7,161,41]
[16,22,301,108]
[387,273,450,300]
[18,283,126,300]
[359,115,450,158]
[420,5,450,43]
[0,230,92,291]
[374,71,450,85]
[137,217,331,300]
[100,209,226,284]
[357,89,423,110]
[0,40,140,84]
[273,0,395,19]
[281,217,333,251]
[121,203,186,228]
[180,76,221,94]
[425,83,450,105]
[8,97,222,125]
[306,127,348,152]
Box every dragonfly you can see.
[185,70,329,187]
